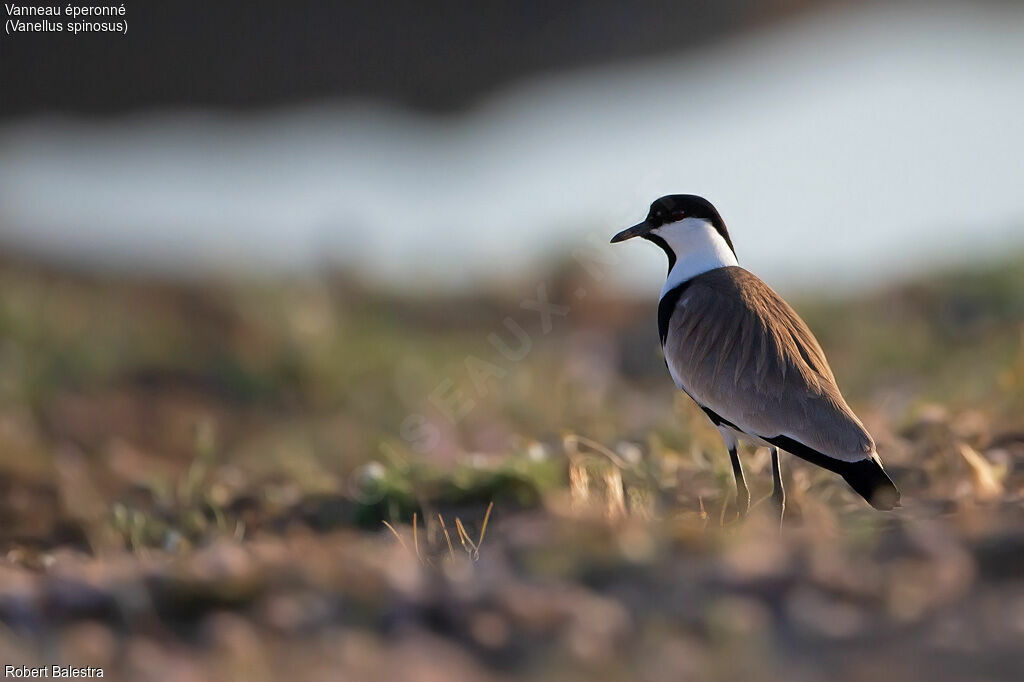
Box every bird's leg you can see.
[770,446,785,528]
[729,446,750,518]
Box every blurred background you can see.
[4,0,1024,290]
[1,1,1024,681]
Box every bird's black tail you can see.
[767,436,901,510]
[839,457,901,510]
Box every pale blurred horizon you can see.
[2,2,1023,295]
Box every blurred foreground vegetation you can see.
[0,252,1023,681]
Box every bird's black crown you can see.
[646,194,735,255]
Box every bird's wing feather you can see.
[664,266,874,462]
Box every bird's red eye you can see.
[672,210,686,221]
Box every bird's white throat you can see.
[657,217,738,298]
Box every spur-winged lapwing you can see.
[611,195,900,522]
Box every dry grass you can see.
[0,253,1023,681]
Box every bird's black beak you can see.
[610,220,651,244]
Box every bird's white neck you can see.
[657,218,738,299]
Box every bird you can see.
[611,194,900,524]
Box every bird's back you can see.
[662,266,874,462]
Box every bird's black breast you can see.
[657,279,694,345]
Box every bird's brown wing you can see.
[663,266,874,462]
